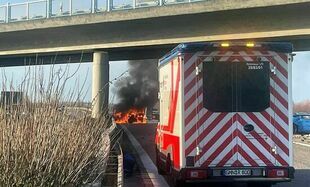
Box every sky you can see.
[0,61,129,103]
[0,0,310,103]
[292,52,310,103]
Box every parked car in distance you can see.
[293,113,310,134]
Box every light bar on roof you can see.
[221,43,230,47]
[246,42,255,47]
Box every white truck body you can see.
[155,42,294,185]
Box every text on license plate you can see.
[223,169,251,176]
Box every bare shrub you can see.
[294,100,310,113]
[0,64,111,186]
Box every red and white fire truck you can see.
[155,42,294,186]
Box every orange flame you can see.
[113,108,147,124]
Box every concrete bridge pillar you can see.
[47,0,52,18]
[92,51,109,118]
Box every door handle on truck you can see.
[195,63,202,76]
[271,66,277,75]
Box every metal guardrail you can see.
[81,121,123,187]
[117,142,124,187]
[0,0,205,24]
[103,121,124,187]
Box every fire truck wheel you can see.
[169,170,184,187]
[156,148,166,175]
[166,155,184,187]
[166,153,172,174]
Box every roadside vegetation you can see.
[294,100,310,113]
[0,64,111,186]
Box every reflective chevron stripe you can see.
[183,50,290,167]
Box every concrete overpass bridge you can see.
[1,0,310,116]
[0,0,310,58]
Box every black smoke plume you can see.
[114,60,158,112]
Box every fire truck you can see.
[155,42,294,187]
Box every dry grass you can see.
[294,100,310,113]
[0,64,111,186]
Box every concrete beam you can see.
[0,2,310,56]
[0,37,309,67]
[0,0,309,32]
[0,52,92,67]
[91,52,109,118]
[0,46,173,66]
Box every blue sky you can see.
[292,52,310,103]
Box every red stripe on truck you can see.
[184,111,212,140]
[216,145,237,167]
[270,86,288,109]
[237,144,259,167]
[266,56,288,78]
[161,58,181,133]
[159,57,182,169]
[278,53,288,64]
[162,133,180,169]
[184,102,203,126]
[184,87,203,109]
[185,113,227,156]
[246,113,289,155]
[238,114,288,166]
[184,53,195,65]
[201,128,238,167]
[237,129,274,166]
[261,111,289,140]
[190,114,234,158]
[270,102,289,125]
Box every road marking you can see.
[293,142,310,148]
[123,126,169,187]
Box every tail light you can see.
[186,169,207,179]
[267,168,288,178]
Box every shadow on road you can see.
[274,169,310,187]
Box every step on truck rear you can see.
[155,42,294,186]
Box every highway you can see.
[124,123,310,187]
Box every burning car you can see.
[113,108,147,124]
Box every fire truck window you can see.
[203,61,235,112]
[203,61,270,112]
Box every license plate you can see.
[223,169,251,176]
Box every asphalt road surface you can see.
[125,123,310,187]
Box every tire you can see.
[170,174,184,187]
[168,160,184,187]
[293,124,299,134]
[157,164,166,175]
[166,153,172,174]
[155,148,166,175]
